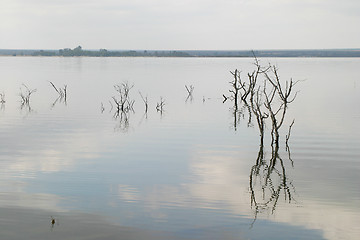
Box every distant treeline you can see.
[1,46,360,57]
[30,46,192,57]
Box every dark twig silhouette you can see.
[111,82,135,132]
[156,96,165,114]
[49,82,67,107]
[19,84,37,105]
[0,92,5,111]
[0,92,5,104]
[185,85,194,102]
[139,91,149,113]
[19,84,37,114]
[112,82,135,114]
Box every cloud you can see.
[1,0,358,49]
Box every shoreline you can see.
[1,48,360,58]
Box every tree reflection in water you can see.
[225,56,299,225]
[249,137,296,226]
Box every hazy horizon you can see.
[1,47,359,51]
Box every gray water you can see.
[0,57,359,240]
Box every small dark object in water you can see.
[50,216,56,226]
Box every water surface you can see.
[0,57,359,240]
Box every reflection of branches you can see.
[20,102,34,115]
[50,96,67,108]
[231,101,253,131]
[224,56,300,226]
[249,141,296,227]
[246,58,298,227]
[113,111,131,132]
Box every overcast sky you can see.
[1,0,359,50]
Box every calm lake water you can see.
[0,57,359,240]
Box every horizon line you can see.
[1,48,360,51]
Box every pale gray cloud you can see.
[0,0,359,49]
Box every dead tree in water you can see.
[49,82,68,108]
[19,84,37,105]
[110,82,135,132]
[112,82,135,113]
[139,91,148,113]
[286,119,295,149]
[263,66,299,144]
[185,85,194,102]
[227,57,298,146]
[245,57,298,226]
[227,58,268,131]
[0,92,5,111]
[0,92,5,103]
[49,82,67,100]
[251,86,268,145]
[114,111,131,132]
[156,97,165,114]
[228,70,241,109]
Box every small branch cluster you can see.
[109,82,135,132]
[0,92,5,103]
[228,57,299,145]
[112,82,135,114]
[139,91,148,113]
[156,97,165,113]
[185,85,194,102]
[49,82,68,107]
[19,84,37,105]
[49,82,67,100]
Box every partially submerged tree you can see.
[185,84,194,102]
[112,82,135,114]
[19,84,37,106]
[263,66,299,144]
[108,81,135,132]
[0,92,5,104]
[226,57,298,146]
[156,97,165,114]
[225,56,299,225]
[49,82,68,107]
[139,91,148,114]
[49,82,67,99]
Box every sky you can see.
[0,0,359,50]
